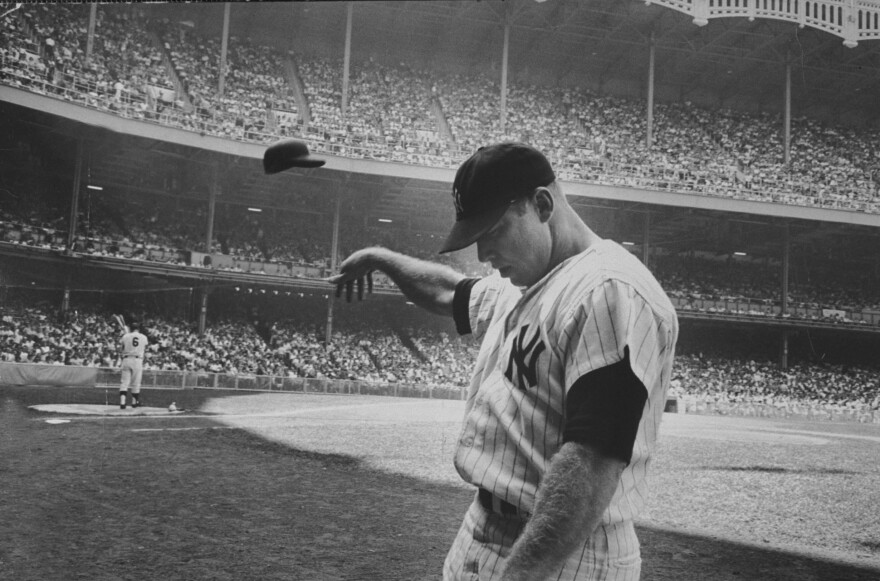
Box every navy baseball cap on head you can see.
[439,142,556,254]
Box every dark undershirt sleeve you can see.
[452,278,479,336]
[563,347,648,465]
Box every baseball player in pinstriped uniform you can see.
[119,320,148,410]
[330,142,678,580]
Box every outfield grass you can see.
[2,386,879,581]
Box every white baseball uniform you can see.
[443,239,678,581]
[119,330,147,392]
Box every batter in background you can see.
[330,142,679,581]
[118,319,148,410]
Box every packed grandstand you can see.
[1,2,878,416]
[3,4,880,212]
[1,299,877,414]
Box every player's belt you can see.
[124,355,142,359]
[478,488,528,518]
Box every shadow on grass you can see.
[4,388,879,581]
[698,464,859,475]
[637,524,879,581]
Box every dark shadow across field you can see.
[698,465,860,475]
[2,387,879,581]
[636,524,880,581]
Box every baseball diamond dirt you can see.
[1,386,878,581]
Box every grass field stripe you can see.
[756,427,880,444]
[130,426,237,432]
[31,399,445,423]
[53,487,231,546]
[204,400,444,420]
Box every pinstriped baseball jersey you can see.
[454,238,678,527]
[120,331,147,359]
[120,330,147,392]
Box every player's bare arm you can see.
[327,246,463,317]
[499,443,625,581]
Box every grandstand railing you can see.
[2,238,878,328]
[3,363,876,423]
[0,232,329,279]
[671,296,880,327]
[92,367,466,400]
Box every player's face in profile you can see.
[476,196,551,287]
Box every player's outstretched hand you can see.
[324,249,376,302]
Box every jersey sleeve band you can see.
[453,277,479,336]
[562,347,648,465]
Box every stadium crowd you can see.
[0,108,876,321]
[0,183,876,323]
[670,353,880,412]
[2,5,879,416]
[0,302,477,387]
[0,302,876,413]
[651,253,880,314]
[3,3,880,214]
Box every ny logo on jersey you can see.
[505,325,546,390]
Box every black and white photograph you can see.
[1,1,878,580]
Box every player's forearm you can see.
[355,247,464,316]
[500,442,625,581]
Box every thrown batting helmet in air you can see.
[263,139,326,173]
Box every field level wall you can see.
[1,362,877,424]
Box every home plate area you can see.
[30,403,186,416]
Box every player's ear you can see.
[533,187,554,223]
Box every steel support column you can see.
[218,2,230,96]
[61,283,70,316]
[784,61,791,166]
[779,222,791,369]
[647,33,655,150]
[779,330,790,370]
[500,22,510,131]
[781,222,790,316]
[342,2,353,115]
[67,139,84,251]
[206,162,219,256]
[325,194,342,345]
[85,3,97,64]
[196,289,206,336]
